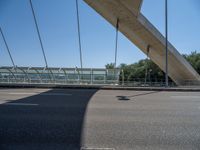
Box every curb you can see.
[1,83,200,92]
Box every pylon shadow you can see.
[0,88,98,150]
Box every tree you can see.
[118,59,165,82]
[105,63,115,69]
[183,51,200,74]
[107,51,200,85]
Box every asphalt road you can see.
[0,88,200,150]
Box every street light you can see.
[165,0,169,87]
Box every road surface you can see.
[0,88,200,150]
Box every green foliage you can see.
[183,51,200,74]
[108,51,200,83]
[105,63,115,69]
[118,59,165,82]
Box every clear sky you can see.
[0,0,199,68]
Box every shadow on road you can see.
[0,89,98,150]
[117,91,160,101]
[116,96,130,101]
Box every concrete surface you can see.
[84,0,200,85]
[1,83,200,92]
[0,88,200,149]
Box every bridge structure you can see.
[0,0,200,87]
[84,0,200,85]
[1,2,200,148]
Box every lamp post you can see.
[149,69,152,86]
[165,0,169,87]
[122,69,124,86]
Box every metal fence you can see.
[180,80,200,87]
[119,79,200,87]
[1,66,199,87]
[0,67,120,85]
[118,80,176,87]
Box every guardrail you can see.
[118,81,176,87]
[180,80,200,87]
[1,77,200,87]
[0,78,118,85]
[0,67,120,86]
[0,78,173,87]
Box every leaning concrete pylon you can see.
[84,0,200,85]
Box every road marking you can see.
[8,93,39,95]
[81,148,115,150]
[171,96,200,99]
[3,103,38,106]
[8,93,72,96]
[40,93,72,96]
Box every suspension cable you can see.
[75,0,83,72]
[29,0,48,68]
[114,18,119,69]
[0,27,16,68]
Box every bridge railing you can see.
[1,66,199,87]
[0,78,119,85]
[180,80,200,87]
[118,81,175,87]
[0,66,120,85]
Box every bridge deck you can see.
[0,88,200,149]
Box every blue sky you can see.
[0,0,199,68]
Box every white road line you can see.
[8,93,39,95]
[171,96,200,99]
[7,93,72,96]
[3,103,38,106]
[81,148,115,150]
[40,93,72,96]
